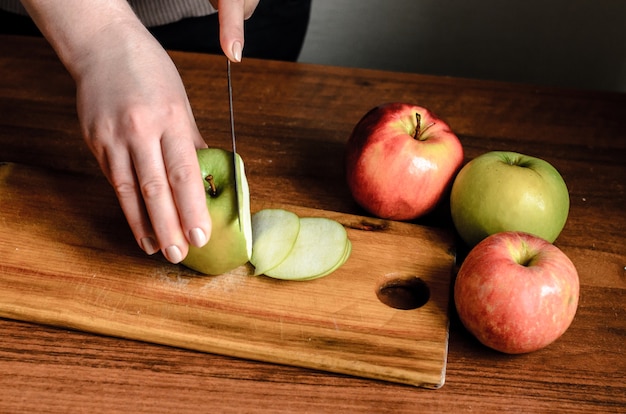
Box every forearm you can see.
[20,0,148,79]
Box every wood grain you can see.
[0,35,624,413]
[0,162,455,389]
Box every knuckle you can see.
[111,178,137,199]
[140,178,170,200]
[167,163,197,187]
[122,106,155,137]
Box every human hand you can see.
[74,23,212,263]
[209,0,261,61]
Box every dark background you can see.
[298,0,626,93]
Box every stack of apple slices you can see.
[250,209,351,280]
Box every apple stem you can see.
[205,175,218,197]
[413,113,436,140]
[414,113,421,139]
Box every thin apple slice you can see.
[250,209,301,276]
[235,153,253,261]
[296,239,352,281]
[264,217,349,280]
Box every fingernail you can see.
[164,245,184,264]
[140,237,159,255]
[189,227,208,247]
[232,41,242,62]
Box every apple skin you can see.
[182,148,251,275]
[450,151,570,247]
[454,231,579,354]
[345,102,463,220]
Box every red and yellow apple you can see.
[454,231,579,354]
[345,102,463,220]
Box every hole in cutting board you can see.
[376,273,430,310]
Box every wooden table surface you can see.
[1,35,624,413]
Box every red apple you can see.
[345,102,463,220]
[454,231,579,354]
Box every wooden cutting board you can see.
[0,162,456,389]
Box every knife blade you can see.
[227,59,242,230]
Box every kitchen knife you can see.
[227,59,243,230]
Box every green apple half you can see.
[450,151,570,247]
[182,148,252,275]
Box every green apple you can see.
[250,208,300,276]
[450,151,570,247]
[264,217,350,280]
[182,148,252,275]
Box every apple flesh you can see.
[250,208,300,276]
[263,217,350,280]
[250,209,351,281]
[454,231,579,354]
[450,151,570,247]
[345,102,463,220]
[300,238,352,280]
[182,148,252,275]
